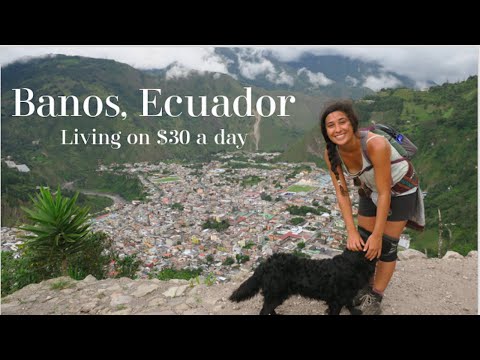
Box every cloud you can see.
[0,45,477,87]
[233,48,294,85]
[297,67,334,87]
[165,63,197,80]
[0,46,230,74]
[266,71,294,86]
[238,57,275,79]
[362,74,403,91]
[345,75,359,86]
[235,48,275,79]
[269,46,478,86]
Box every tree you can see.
[290,217,305,226]
[171,202,184,211]
[20,187,92,275]
[261,192,272,201]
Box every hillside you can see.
[1,57,477,255]
[0,55,327,225]
[1,55,329,165]
[1,250,476,315]
[281,76,478,256]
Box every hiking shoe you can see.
[352,285,372,307]
[356,289,383,315]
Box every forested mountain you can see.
[1,55,327,224]
[1,55,329,166]
[2,56,477,257]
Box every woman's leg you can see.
[357,216,407,292]
[357,215,376,286]
[373,220,407,291]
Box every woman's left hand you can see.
[363,234,382,261]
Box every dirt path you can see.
[203,253,478,315]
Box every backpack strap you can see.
[359,131,373,173]
[357,129,417,196]
[391,161,419,194]
[359,130,406,173]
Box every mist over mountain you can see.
[212,48,435,93]
[144,48,434,95]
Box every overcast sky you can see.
[0,46,478,89]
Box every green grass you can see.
[155,267,202,281]
[409,104,431,121]
[50,279,74,290]
[443,107,454,118]
[286,185,317,193]
[393,88,414,101]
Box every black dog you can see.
[229,249,376,315]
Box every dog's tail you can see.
[229,270,262,302]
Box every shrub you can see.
[3,189,143,296]
[112,254,142,279]
[20,187,91,275]
[1,251,45,297]
[66,231,113,280]
[236,254,250,264]
[171,203,184,211]
[242,241,255,249]
[222,257,235,266]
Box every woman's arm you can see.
[324,149,364,251]
[363,136,392,260]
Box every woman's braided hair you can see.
[320,99,359,196]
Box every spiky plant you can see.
[20,187,91,275]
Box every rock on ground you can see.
[1,252,477,315]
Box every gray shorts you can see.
[358,190,417,222]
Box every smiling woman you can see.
[139,86,296,118]
[320,99,424,316]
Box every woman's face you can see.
[325,111,354,146]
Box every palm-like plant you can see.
[20,187,92,275]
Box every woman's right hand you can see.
[346,230,365,251]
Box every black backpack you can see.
[356,123,419,195]
[360,124,417,162]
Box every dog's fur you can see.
[229,249,376,315]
